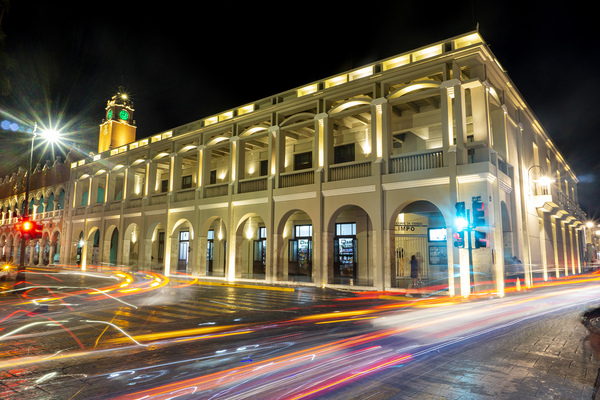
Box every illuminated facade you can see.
[0,157,72,267]
[63,32,586,296]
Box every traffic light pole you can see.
[15,127,37,288]
[466,210,474,294]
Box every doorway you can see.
[178,230,189,272]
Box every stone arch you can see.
[280,112,316,127]
[0,233,6,261]
[50,229,61,264]
[387,80,441,101]
[199,216,228,277]
[234,212,267,280]
[239,124,269,138]
[103,225,119,266]
[326,204,376,286]
[389,199,448,290]
[83,226,100,267]
[275,209,314,282]
[72,229,84,266]
[169,218,194,274]
[328,97,372,115]
[144,220,166,272]
[122,223,140,268]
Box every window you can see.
[259,227,267,239]
[161,180,169,193]
[181,175,192,189]
[157,231,165,262]
[295,225,312,238]
[294,151,312,170]
[210,170,217,185]
[336,223,356,236]
[260,159,268,176]
[334,144,355,164]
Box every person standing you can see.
[410,255,421,288]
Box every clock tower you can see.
[98,88,137,153]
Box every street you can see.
[1,268,600,399]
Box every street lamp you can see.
[14,124,61,287]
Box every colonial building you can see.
[0,156,72,267]
[63,32,586,296]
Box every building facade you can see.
[63,32,586,296]
[0,156,71,267]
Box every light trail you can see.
[112,281,600,400]
[2,271,600,399]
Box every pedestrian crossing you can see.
[71,288,341,330]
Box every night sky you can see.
[1,2,598,217]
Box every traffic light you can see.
[453,231,465,248]
[474,230,488,248]
[472,198,485,227]
[15,217,43,239]
[455,201,467,231]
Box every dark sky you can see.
[1,2,599,217]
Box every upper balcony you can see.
[533,182,585,222]
[69,144,513,220]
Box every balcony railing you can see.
[175,189,196,202]
[389,149,444,174]
[107,201,122,211]
[533,184,585,220]
[127,198,143,208]
[205,183,229,198]
[32,209,65,220]
[149,193,167,205]
[279,170,314,188]
[238,177,268,194]
[329,161,371,182]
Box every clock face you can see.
[119,110,130,121]
[107,109,113,120]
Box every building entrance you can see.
[178,230,189,272]
[394,201,448,289]
[334,223,357,280]
[207,229,214,273]
[288,225,312,278]
[252,227,266,275]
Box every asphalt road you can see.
[1,268,600,399]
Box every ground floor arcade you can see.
[64,177,584,296]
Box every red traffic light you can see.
[453,231,465,248]
[15,218,43,239]
[22,220,32,232]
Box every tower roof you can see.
[107,87,134,109]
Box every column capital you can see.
[371,97,388,107]
[440,78,461,89]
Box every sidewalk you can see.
[410,309,599,399]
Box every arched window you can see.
[57,190,65,210]
[37,196,44,214]
[46,193,55,212]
